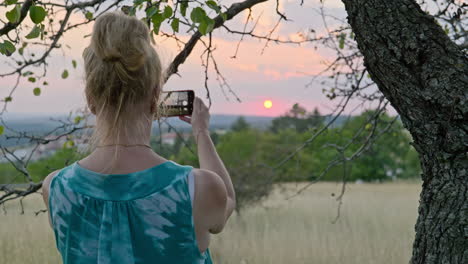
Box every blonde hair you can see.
[81,10,166,173]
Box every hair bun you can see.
[90,11,150,71]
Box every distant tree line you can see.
[0,103,421,211]
[172,104,421,210]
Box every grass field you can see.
[0,181,421,264]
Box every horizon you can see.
[0,110,399,119]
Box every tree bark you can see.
[340,0,467,263]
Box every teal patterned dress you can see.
[48,160,213,264]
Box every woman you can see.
[41,11,236,264]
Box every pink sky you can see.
[0,0,395,117]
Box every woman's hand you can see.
[179,96,210,140]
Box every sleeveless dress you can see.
[48,160,213,264]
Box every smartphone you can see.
[158,90,194,117]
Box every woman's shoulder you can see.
[42,167,67,202]
[191,168,225,196]
[190,168,227,230]
[42,167,69,228]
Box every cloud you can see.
[152,32,330,82]
[262,68,320,81]
[231,63,260,72]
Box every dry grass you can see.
[0,181,421,263]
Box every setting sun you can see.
[264,100,273,109]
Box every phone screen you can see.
[158,90,194,117]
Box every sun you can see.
[263,100,273,109]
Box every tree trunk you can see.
[340,0,468,263]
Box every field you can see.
[0,181,421,264]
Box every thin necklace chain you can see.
[96,143,152,149]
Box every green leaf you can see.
[72,60,77,68]
[33,87,41,96]
[180,2,188,17]
[4,96,13,102]
[6,0,18,5]
[25,24,41,39]
[153,26,161,35]
[163,6,173,18]
[0,43,5,55]
[206,0,221,13]
[62,140,75,148]
[43,81,48,85]
[6,5,21,24]
[199,17,214,35]
[221,12,228,22]
[152,12,165,24]
[129,6,137,16]
[61,69,69,79]
[205,18,215,34]
[22,71,33,76]
[28,77,36,82]
[85,11,93,20]
[121,5,132,16]
[146,6,157,17]
[190,7,206,24]
[171,18,179,32]
[18,47,24,55]
[3,40,16,55]
[74,116,83,124]
[338,33,345,49]
[0,125,4,135]
[29,5,47,24]
[199,22,208,35]
[151,12,165,35]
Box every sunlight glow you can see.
[264,100,273,109]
